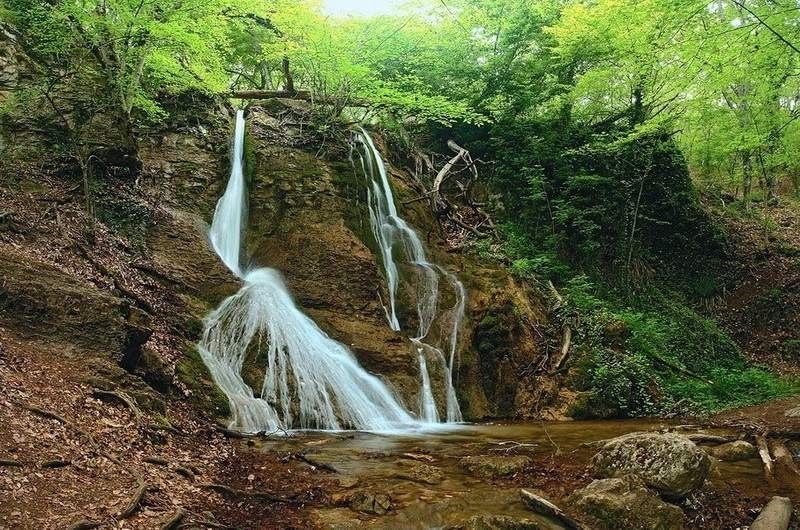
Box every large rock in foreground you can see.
[591,432,710,499]
[567,475,685,530]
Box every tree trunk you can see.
[282,56,295,95]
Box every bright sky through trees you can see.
[321,0,402,17]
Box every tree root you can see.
[159,508,186,530]
[175,466,195,480]
[202,483,303,505]
[67,519,100,530]
[119,481,150,519]
[25,405,68,424]
[91,389,142,420]
[41,459,72,468]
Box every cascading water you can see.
[354,129,465,423]
[198,110,416,433]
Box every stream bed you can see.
[251,420,774,529]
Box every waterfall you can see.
[354,129,464,423]
[197,110,417,433]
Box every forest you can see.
[0,0,799,529]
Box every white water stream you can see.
[354,130,464,423]
[198,111,416,433]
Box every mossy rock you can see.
[175,343,230,418]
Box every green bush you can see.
[669,368,798,411]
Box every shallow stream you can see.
[254,420,770,529]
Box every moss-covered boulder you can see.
[708,440,757,462]
[459,455,531,478]
[591,432,710,499]
[567,475,685,530]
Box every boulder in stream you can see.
[347,491,393,515]
[459,455,531,478]
[395,462,444,485]
[708,440,757,462]
[591,432,710,499]
[567,475,686,530]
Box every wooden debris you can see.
[293,453,339,473]
[520,489,584,530]
[751,496,792,530]
[215,426,247,438]
[401,452,435,463]
[553,325,573,371]
[756,435,774,478]
[771,440,800,489]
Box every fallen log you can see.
[771,441,798,473]
[771,440,800,490]
[751,496,792,530]
[756,435,774,478]
[227,90,372,108]
[294,453,339,473]
[552,325,572,371]
[432,145,467,211]
[520,489,584,530]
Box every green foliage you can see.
[555,274,791,418]
[571,348,660,419]
[669,368,798,411]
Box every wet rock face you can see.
[591,432,710,499]
[567,475,685,530]
[708,440,757,462]
[459,455,531,478]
